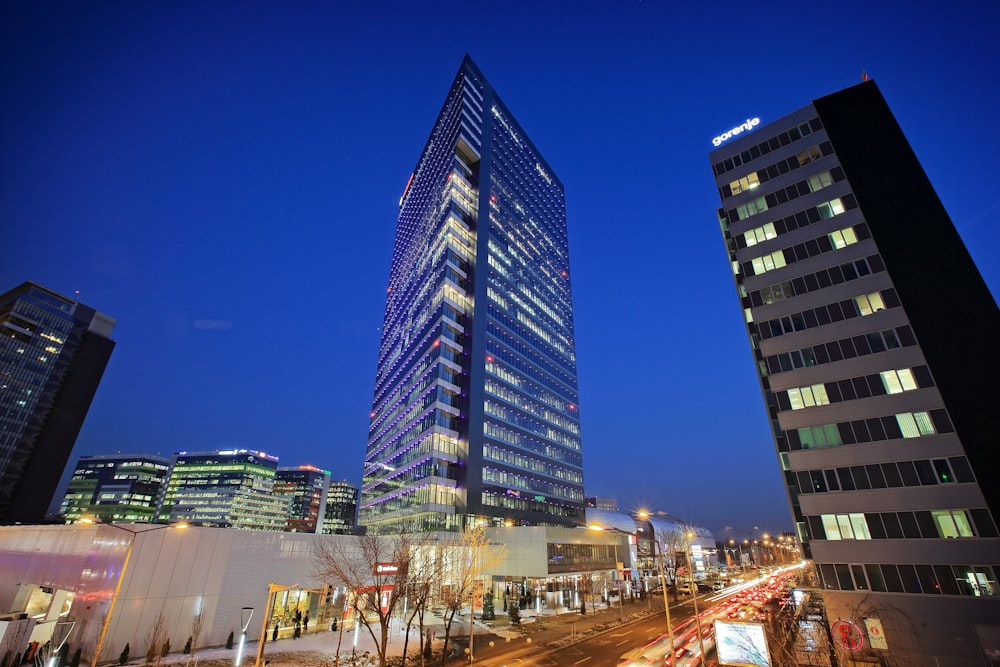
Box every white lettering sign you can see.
[712,117,761,147]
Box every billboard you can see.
[715,620,771,667]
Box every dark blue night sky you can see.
[3,1,998,537]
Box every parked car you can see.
[696,582,714,593]
[676,582,694,595]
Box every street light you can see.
[235,607,254,666]
[638,511,673,660]
[79,518,188,667]
[588,525,624,620]
[686,531,707,667]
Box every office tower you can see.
[0,281,116,524]
[58,453,170,523]
[323,480,358,535]
[585,497,619,512]
[359,56,584,533]
[157,449,289,530]
[275,465,330,533]
[710,80,1000,665]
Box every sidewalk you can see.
[154,596,668,666]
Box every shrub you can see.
[118,642,130,666]
[226,632,234,649]
[507,603,521,626]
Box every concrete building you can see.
[0,282,115,523]
[710,80,1000,665]
[360,56,585,533]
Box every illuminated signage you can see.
[712,117,761,147]
[374,563,399,575]
[714,620,771,666]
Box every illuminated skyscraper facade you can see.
[0,281,115,523]
[360,56,584,533]
[323,480,358,535]
[58,453,170,523]
[711,80,1000,665]
[275,465,330,533]
[157,449,289,530]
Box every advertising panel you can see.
[715,620,771,666]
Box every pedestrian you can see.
[331,618,338,632]
[272,622,278,642]
[303,611,310,634]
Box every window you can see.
[817,198,846,219]
[729,172,761,195]
[807,171,834,192]
[797,424,843,449]
[855,292,886,316]
[796,146,822,166]
[743,221,776,247]
[787,384,830,410]
[896,412,936,438]
[933,510,975,538]
[750,249,787,275]
[829,226,858,249]
[821,513,871,540]
[736,197,768,220]
[881,368,918,394]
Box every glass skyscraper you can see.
[359,56,584,533]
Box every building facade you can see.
[711,80,1000,665]
[156,449,289,531]
[58,453,170,523]
[0,281,116,523]
[322,479,357,535]
[274,465,330,533]
[359,56,584,533]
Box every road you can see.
[468,594,709,667]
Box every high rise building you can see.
[322,480,358,535]
[275,465,330,533]
[156,449,289,531]
[359,56,584,533]
[0,281,116,524]
[58,453,170,523]
[711,80,1000,665]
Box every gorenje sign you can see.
[712,117,761,147]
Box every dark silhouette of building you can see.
[0,282,115,524]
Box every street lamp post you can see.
[686,531,707,667]
[637,511,674,655]
[80,518,187,667]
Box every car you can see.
[696,582,713,593]
[712,581,726,592]
[676,582,694,595]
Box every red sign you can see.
[374,563,399,576]
[831,620,864,651]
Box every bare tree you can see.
[314,532,414,667]
[186,611,204,667]
[436,526,508,666]
[398,541,443,667]
[144,610,168,667]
